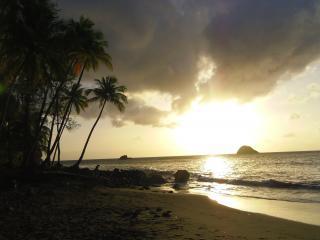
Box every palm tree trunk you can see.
[74,100,106,168]
[51,121,60,166]
[0,93,11,128]
[57,140,61,164]
[58,106,72,141]
[45,113,56,163]
[26,86,49,165]
[52,145,58,165]
[37,59,76,132]
[50,105,71,164]
[36,84,50,130]
[48,104,71,160]
[49,62,86,158]
[22,94,31,167]
[27,60,76,165]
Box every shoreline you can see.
[190,189,320,226]
[1,174,319,240]
[59,164,320,226]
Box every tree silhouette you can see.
[74,77,127,167]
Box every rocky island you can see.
[119,155,131,160]
[237,145,259,154]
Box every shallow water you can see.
[70,151,320,225]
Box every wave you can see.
[197,176,320,190]
[75,161,320,191]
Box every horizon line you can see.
[61,149,320,162]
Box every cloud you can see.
[290,113,300,120]
[307,82,320,99]
[59,0,202,111]
[59,0,320,126]
[109,97,175,128]
[203,0,320,100]
[79,97,175,128]
[283,133,296,138]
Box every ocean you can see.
[68,151,320,225]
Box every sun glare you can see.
[203,157,232,178]
[174,101,263,154]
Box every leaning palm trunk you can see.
[0,93,11,128]
[56,106,71,144]
[74,100,106,167]
[57,140,61,165]
[29,60,76,163]
[45,111,57,164]
[36,84,50,131]
[22,93,32,167]
[48,62,87,159]
[47,99,71,160]
[25,86,49,165]
[51,120,62,166]
[37,60,75,132]
[51,122,59,165]
[49,105,71,162]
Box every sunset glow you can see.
[174,101,262,154]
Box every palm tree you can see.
[56,84,88,144]
[66,16,113,74]
[0,0,66,166]
[73,77,127,168]
[49,16,113,158]
[62,84,89,115]
[46,83,88,162]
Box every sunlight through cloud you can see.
[173,100,263,154]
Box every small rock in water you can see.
[174,170,190,183]
[146,173,166,185]
[162,211,172,218]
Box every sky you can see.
[56,0,320,160]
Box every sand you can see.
[99,188,320,240]
[1,177,319,240]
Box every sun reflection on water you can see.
[195,157,241,209]
[202,157,232,178]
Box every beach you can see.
[2,1,320,239]
[1,175,319,240]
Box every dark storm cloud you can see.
[59,0,320,125]
[79,98,172,128]
[108,98,174,128]
[59,0,202,106]
[203,0,320,100]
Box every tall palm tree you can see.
[73,77,127,168]
[49,16,113,157]
[66,16,113,74]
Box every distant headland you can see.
[237,145,259,154]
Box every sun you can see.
[173,100,263,155]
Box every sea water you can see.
[73,151,320,225]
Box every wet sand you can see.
[1,176,319,240]
[100,188,320,240]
